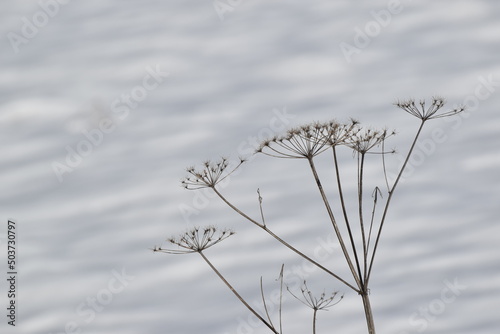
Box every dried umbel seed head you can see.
[395,97,465,121]
[256,120,362,159]
[156,226,235,254]
[347,127,395,154]
[181,157,245,189]
[256,122,331,159]
[321,119,361,147]
[287,280,343,311]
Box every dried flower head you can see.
[287,281,343,311]
[395,97,465,121]
[347,127,395,154]
[155,226,235,254]
[181,157,245,189]
[321,119,361,147]
[256,122,331,159]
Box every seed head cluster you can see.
[288,280,343,311]
[322,119,360,146]
[394,96,465,121]
[256,122,331,159]
[347,128,396,154]
[256,118,390,159]
[181,157,245,189]
[154,226,235,254]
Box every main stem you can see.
[312,308,318,334]
[361,292,376,334]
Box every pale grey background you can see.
[1,1,499,333]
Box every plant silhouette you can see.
[154,97,464,333]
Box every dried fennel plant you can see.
[154,98,464,333]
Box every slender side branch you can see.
[357,152,368,282]
[212,187,264,227]
[332,147,364,284]
[260,277,275,329]
[366,120,426,284]
[199,251,279,334]
[276,264,284,334]
[308,157,362,289]
[382,136,391,192]
[257,188,267,227]
[366,188,381,256]
[212,186,359,292]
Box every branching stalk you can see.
[212,186,359,292]
[168,100,464,334]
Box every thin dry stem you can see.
[276,264,284,334]
[366,120,425,285]
[308,157,362,290]
[199,252,279,334]
[260,277,275,330]
[257,188,267,227]
[332,146,364,285]
[212,186,359,292]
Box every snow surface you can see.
[1,1,499,333]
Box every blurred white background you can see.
[1,1,499,333]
